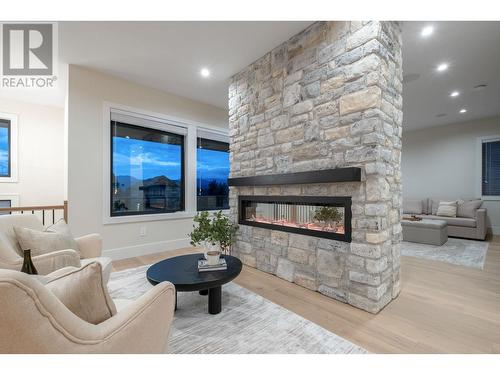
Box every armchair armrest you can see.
[0,249,81,275]
[0,272,175,353]
[75,234,102,259]
[32,249,82,275]
[476,208,487,239]
[96,282,176,353]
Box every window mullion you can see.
[185,126,197,213]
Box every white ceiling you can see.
[402,21,500,131]
[58,21,312,109]
[2,21,499,132]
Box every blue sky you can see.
[197,148,229,183]
[113,137,182,180]
[113,136,229,182]
[0,127,9,176]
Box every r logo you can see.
[2,24,53,76]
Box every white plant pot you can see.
[203,242,221,259]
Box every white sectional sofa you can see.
[403,198,487,240]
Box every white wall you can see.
[0,98,65,206]
[67,65,228,259]
[402,116,500,234]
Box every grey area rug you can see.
[401,238,489,269]
[108,265,367,354]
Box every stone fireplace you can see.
[228,21,403,313]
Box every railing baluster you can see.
[0,203,67,224]
[63,201,68,223]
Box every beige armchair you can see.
[0,215,112,282]
[0,269,175,353]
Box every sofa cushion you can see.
[436,200,458,217]
[0,215,44,257]
[422,198,430,214]
[46,219,78,243]
[403,199,423,214]
[45,262,117,324]
[457,199,483,218]
[418,214,477,228]
[14,224,79,257]
[430,199,440,215]
[81,257,113,285]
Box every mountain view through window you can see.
[111,122,184,216]
[197,137,229,211]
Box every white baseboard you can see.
[490,226,500,235]
[102,237,191,261]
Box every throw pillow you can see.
[45,262,117,324]
[403,200,423,214]
[421,198,430,214]
[457,199,483,218]
[436,200,458,217]
[14,222,79,257]
[46,219,77,239]
[431,199,441,215]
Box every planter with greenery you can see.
[189,211,238,255]
[313,206,344,230]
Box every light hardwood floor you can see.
[112,235,500,353]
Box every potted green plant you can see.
[189,211,214,251]
[210,211,238,255]
[313,206,344,230]
[189,211,238,255]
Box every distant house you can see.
[139,175,182,211]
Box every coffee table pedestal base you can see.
[208,286,222,314]
[146,254,242,315]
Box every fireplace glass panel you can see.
[242,201,345,234]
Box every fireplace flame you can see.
[248,214,345,234]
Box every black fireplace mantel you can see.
[228,167,361,187]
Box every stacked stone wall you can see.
[228,21,403,313]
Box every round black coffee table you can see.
[146,253,242,314]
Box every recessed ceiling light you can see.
[421,25,434,37]
[200,68,210,78]
[450,91,460,97]
[472,84,487,92]
[437,63,449,72]
[459,108,467,114]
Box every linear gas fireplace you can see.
[238,196,352,242]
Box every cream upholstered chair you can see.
[0,215,112,283]
[0,268,175,353]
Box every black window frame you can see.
[196,136,230,211]
[482,138,500,197]
[110,121,185,217]
[0,118,12,178]
[0,199,11,216]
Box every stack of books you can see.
[198,258,227,272]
